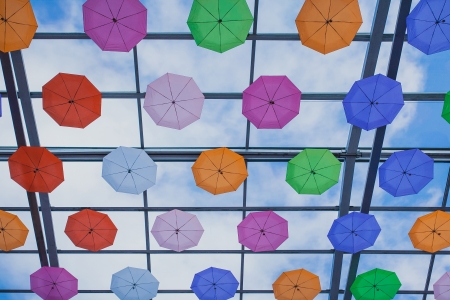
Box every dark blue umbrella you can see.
[379,149,434,197]
[191,267,239,300]
[407,0,450,55]
[327,212,381,254]
[343,74,404,131]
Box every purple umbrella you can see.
[144,73,205,130]
[237,211,288,252]
[242,76,301,129]
[83,0,147,52]
[30,267,78,300]
[434,272,450,300]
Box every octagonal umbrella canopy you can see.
[0,210,29,251]
[272,268,321,300]
[191,267,239,300]
[442,91,450,124]
[111,267,159,300]
[242,76,301,129]
[434,272,450,300]
[102,146,157,194]
[30,267,78,300]
[408,210,450,253]
[237,211,288,252]
[187,0,254,53]
[83,0,147,52]
[350,268,401,300]
[143,73,205,130]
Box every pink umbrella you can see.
[243,76,301,129]
[144,73,205,130]
[237,211,288,252]
[434,272,450,300]
[30,266,78,300]
[83,0,147,52]
[151,209,204,252]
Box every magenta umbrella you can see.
[83,0,147,52]
[434,272,450,300]
[144,73,205,130]
[30,267,78,300]
[242,76,301,129]
[237,211,288,252]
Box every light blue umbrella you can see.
[102,146,157,194]
[111,267,159,299]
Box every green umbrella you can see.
[286,149,341,195]
[187,0,254,53]
[351,268,402,300]
[442,91,450,124]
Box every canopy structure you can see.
[408,210,450,253]
[434,272,450,300]
[272,268,321,300]
[111,267,159,300]
[30,267,78,300]
[0,210,29,252]
[350,268,401,300]
[191,267,239,300]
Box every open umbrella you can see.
[442,91,450,124]
[379,149,433,197]
[143,73,204,130]
[83,0,147,52]
[191,267,239,300]
[8,146,64,193]
[295,0,362,54]
[30,266,78,300]
[192,147,248,195]
[43,73,102,128]
[151,209,204,252]
[408,210,450,253]
[111,267,159,300]
[102,146,157,194]
[237,211,288,252]
[0,210,28,251]
[350,268,401,300]
[242,76,301,129]
[273,268,321,300]
[286,149,341,195]
[434,272,450,300]
[187,0,254,53]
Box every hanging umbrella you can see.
[434,272,450,300]
[273,268,321,300]
[143,73,205,130]
[237,211,288,252]
[8,146,64,193]
[379,149,433,197]
[191,267,239,300]
[192,147,248,195]
[408,210,450,253]
[83,0,147,52]
[0,210,28,251]
[442,91,450,124]
[350,268,401,300]
[286,149,341,195]
[187,0,254,53]
[102,146,157,194]
[242,76,301,129]
[43,73,102,128]
[30,266,78,300]
[295,0,362,54]
[111,267,159,300]
[151,209,204,252]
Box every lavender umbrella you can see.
[30,267,78,300]
[434,272,450,300]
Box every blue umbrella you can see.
[379,149,434,197]
[111,267,159,300]
[191,267,239,300]
[407,0,450,55]
[327,212,381,254]
[343,74,404,131]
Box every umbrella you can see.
[242,76,301,129]
[102,146,157,194]
[43,73,102,128]
[191,267,239,300]
[83,0,147,52]
[143,73,205,130]
[272,268,321,300]
[286,149,342,195]
[434,272,450,300]
[8,146,64,193]
[64,209,117,252]
[379,149,433,197]
[30,266,78,300]
[187,0,254,53]
[192,147,248,195]
[327,212,381,254]
[237,211,288,252]
[408,210,450,253]
[0,210,29,251]
[350,268,401,300]
[151,209,204,252]
[111,267,159,300]
[295,0,362,54]
[442,91,450,124]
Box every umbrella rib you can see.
[84,21,114,33]
[117,10,147,25]
[373,84,401,101]
[114,0,126,19]
[425,1,439,21]
[195,22,219,47]
[156,102,175,126]
[5,1,28,20]
[71,102,84,127]
[437,23,450,44]
[271,104,283,128]
[221,157,245,172]
[195,171,220,186]
[174,78,193,101]
[175,102,201,119]
[250,214,262,230]
[178,215,196,230]
[313,162,341,172]
[147,88,172,104]
[178,231,198,247]
[408,22,437,44]
[220,0,241,21]
[131,170,155,184]
[104,0,117,19]
[243,92,270,103]
[220,173,238,191]
[329,23,351,45]
[116,22,132,52]
[83,5,113,21]
[195,0,219,20]
[256,104,272,128]
[73,101,101,116]
[42,87,71,102]
[221,22,246,43]
[272,102,298,114]
[128,151,145,171]
[329,0,356,20]
[73,92,102,102]
[309,0,328,20]
[400,150,417,173]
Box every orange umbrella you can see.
[191,147,248,195]
[0,210,29,251]
[273,268,321,300]
[43,73,102,128]
[295,0,363,54]
[0,0,38,52]
[409,210,450,253]
[8,146,64,193]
